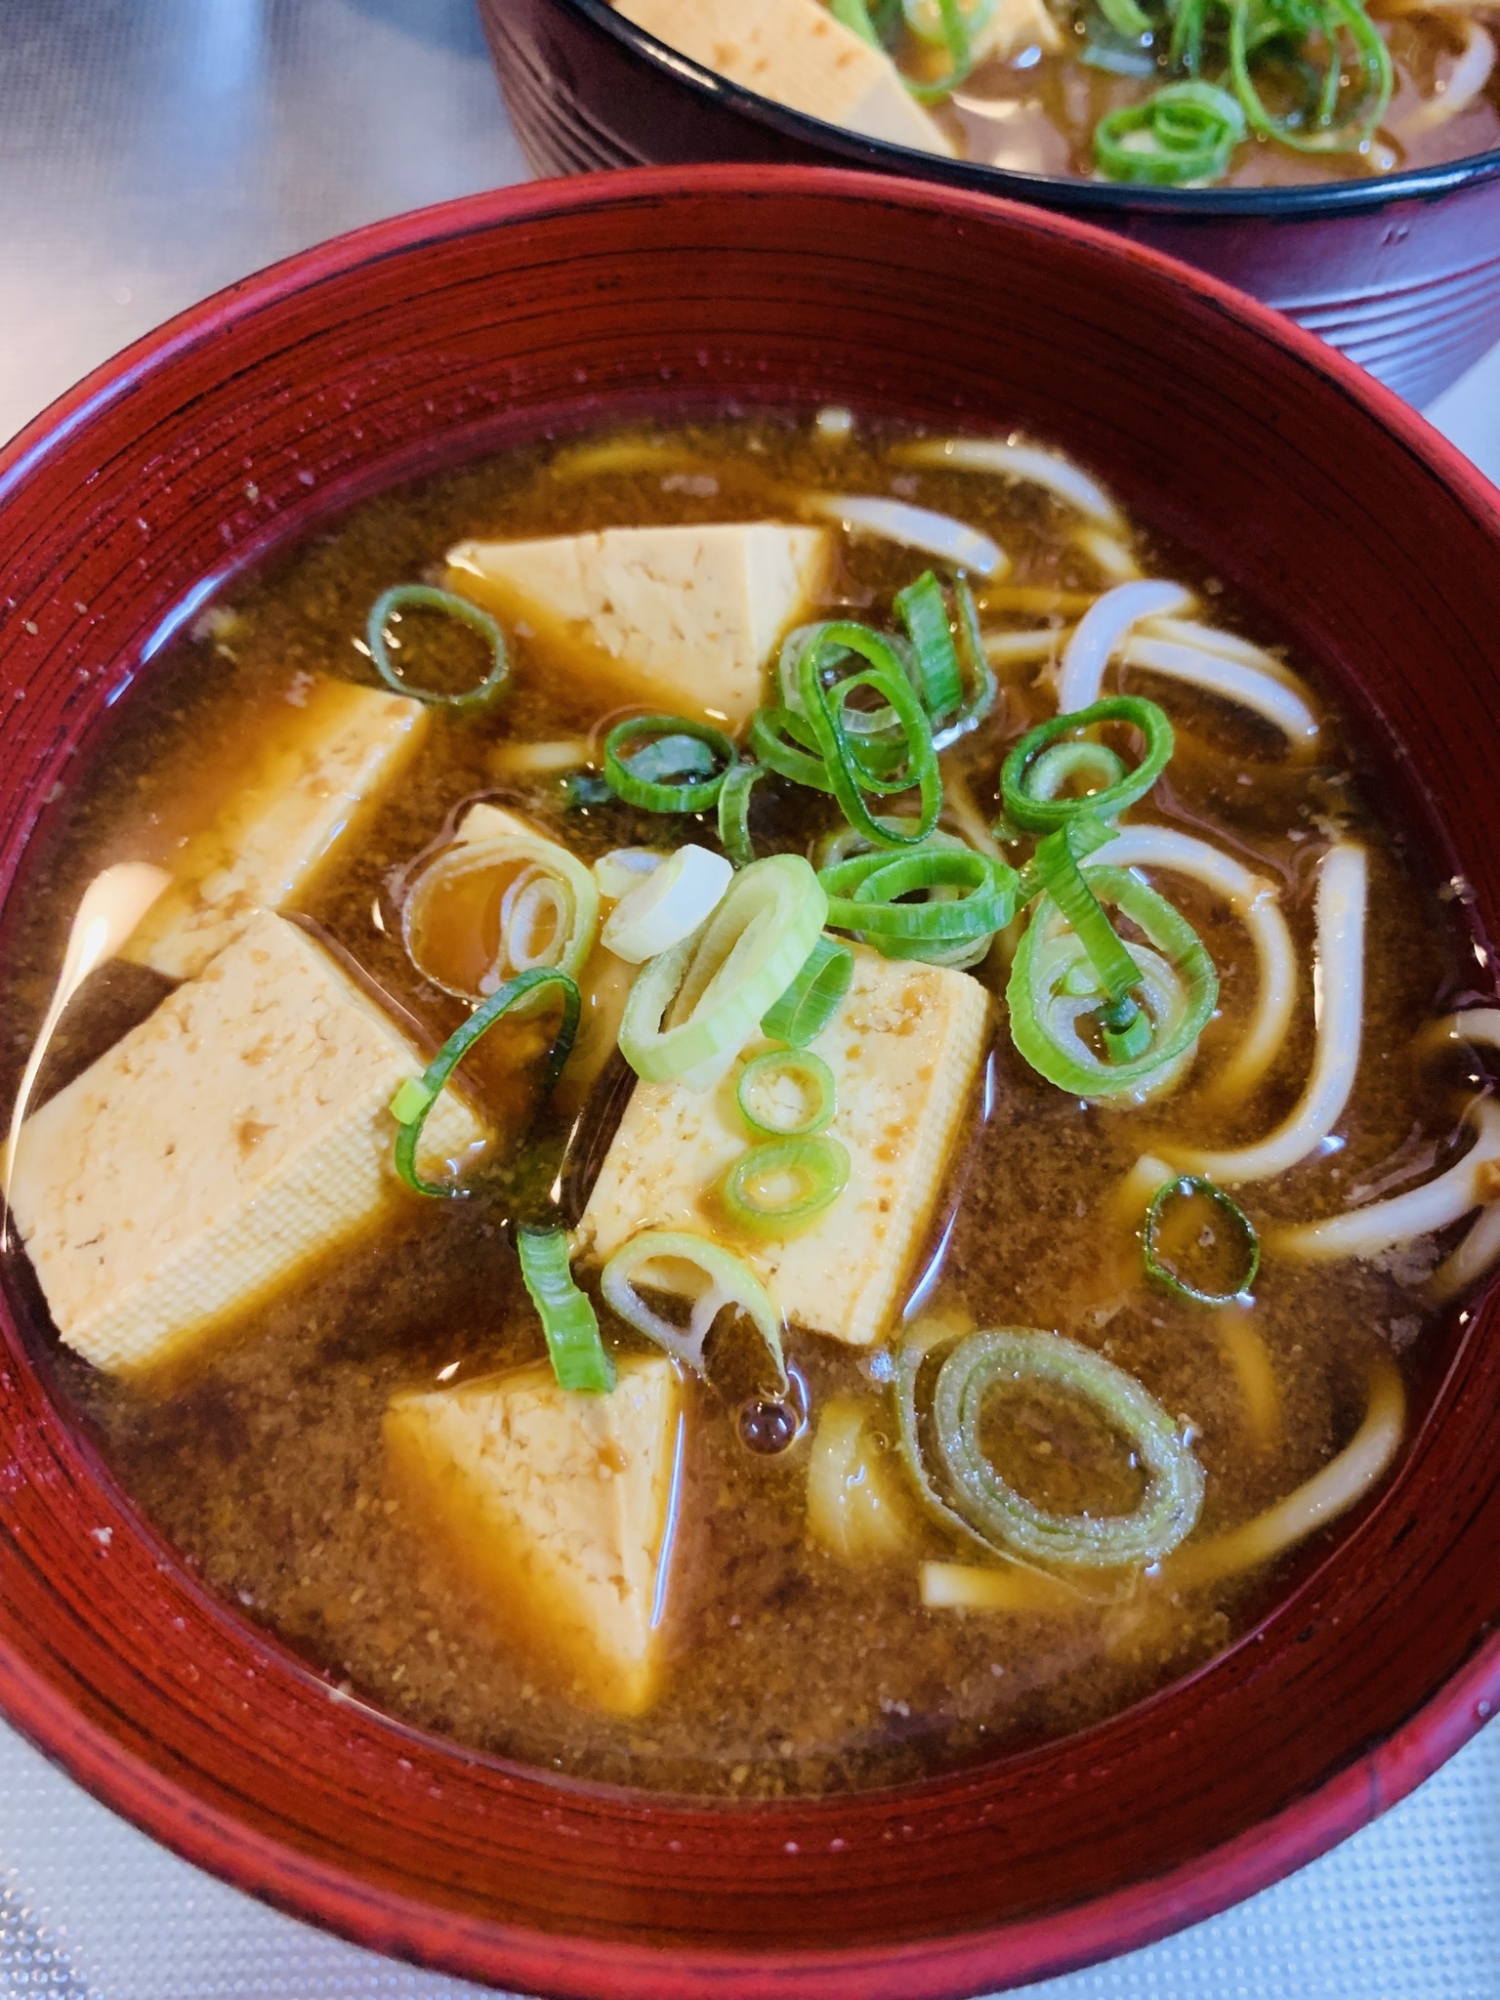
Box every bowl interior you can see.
[4,169,1500,2000]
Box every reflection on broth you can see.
[2,414,1494,1798]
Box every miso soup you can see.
[3,414,1493,1798]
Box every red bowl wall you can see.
[3,170,1500,2000]
[483,0,1500,409]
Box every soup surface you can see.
[614,0,1500,190]
[2,413,1493,1799]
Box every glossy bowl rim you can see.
[4,165,1500,1997]
[545,0,1500,217]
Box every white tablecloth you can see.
[4,3,1500,1993]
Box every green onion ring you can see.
[718,760,772,868]
[600,1229,786,1388]
[1009,865,1217,1099]
[748,706,836,792]
[894,570,963,720]
[1027,739,1127,804]
[761,935,855,1045]
[896,1324,1204,1567]
[516,1227,616,1393]
[736,1049,837,1137]
[1001,696,1174,833]
[604,714,737,812]
[1228,0,1392,155]
[388,968,580,1198]
[903,0,978,101]
[932,575,999,751]
[367,584,510,709]
[618,853,828,1091]
[821,845,1017,945]
[721,1136,851,1237]
[1095,81,1247,187]
[1144,1176,1261,1306]
[401,832,599,1004]
[798,628,942,846]
[1026,822,1142,1007]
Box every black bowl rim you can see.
[558,0,1500,217]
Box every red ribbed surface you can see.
[484,0,1500,407]
[3,172,1500,2000]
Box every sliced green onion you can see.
[593,847,666,901]
[933,576,999,751]
[402,832,599,1003]
[603,715,736,812]
[831,0,882,42]
[761,935,855,1045]
[601,842,732,963]
[516,1228,616,1393]
[1228,0,1392,157]
[1028,822,1141,1006]
[1095,80,1247,186]
[1009,864,1217,1099]
[367,584,510,709]
[748,706,836,793]
[896,1321,1204,1567]
[1026,738,1126,803]
[902,0,978,102]
[717,760,771,869]
[1001,696,1174,832]
[388,968,580,1197]
[721,1136,851,1237]
[821,843,1017,950]
[895,571,963,721]
[736,1049,837,1137]
[1145,1176,1261,1305]
[1094,0,1153,32]
[618,854,827,1091]
[600,1229,786,1388]
[901,0,997,43]
[798,627,942,847]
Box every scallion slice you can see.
[894,570,963,721]
[896,1321,1205,1568]
[367,584,510,709]
[761,935,855,1045]
[1009,864,1217,1100]
[797,626,943,847]
[601,843,732,963]
[717,759,771,868]
[618,853,828,1091]
[1001,696,1174,832]
[600,1229,786,1388]
[722,1136,850,1237]
[1145,1176,1261,1305]
[1095,81,1247,186]
[736,1049,837,1137]
[388,967,580,1198]
[748,706,836,793]
[516,1228,616,1393]
[402,832,599,1004]
[821,843,1017,958]
[603,715,737,812]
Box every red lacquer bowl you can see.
[3,168,1500,2000]
[483,0,1500,408]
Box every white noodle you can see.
[1165,843,1366,1185]
[1138,615,1307,688]
[982,626,1071,667]
[1121,636,1321,747]
[894,438,1123,528]
[1057,580,1194,712]
[1100,824,1297,1097]
[801,493,1006,578]
[1275,1099,1500,1261]
[1419,1011,1500,1298]
[491,737,592,774]
[1073,528,1142,582]
[1172,1359,1404,1586]
[1392,21,1496,138]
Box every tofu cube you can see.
[616,0,958,156]
[446,521,831,727]
[126,678,428,981]
[384,1355,683,1716]
[8,913,484,1376]
[975,0,1062,57]
[576,947,990,1347]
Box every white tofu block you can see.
[446,521,831,727]
[9,913,484,1376]
[616,0,958,156]
[577,947,990,1347]
[126,678,428,981]
[384,1355,683,1715]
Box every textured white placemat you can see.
[5,1713,1500,1999]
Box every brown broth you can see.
[0,415,1485,1799]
